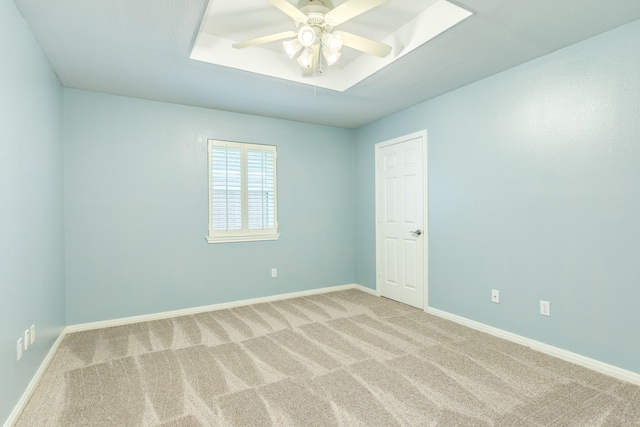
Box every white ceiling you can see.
[14,0,640,128]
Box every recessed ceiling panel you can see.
[190,0,472,91]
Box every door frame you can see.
[375,130,428,310]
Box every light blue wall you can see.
[63,89,355,324]
[0,0,65,424]
[3,6,639,423]
[355,20,640,373]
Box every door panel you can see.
[377,133,425,309]
[385,237,398,284]
[403,239,417,290]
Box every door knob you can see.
[410,229,422,236]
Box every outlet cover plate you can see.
[17,338,23,361]
[540,300,551,316]
[491,289,500,304]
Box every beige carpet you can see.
[15,289,640,426]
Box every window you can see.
[207,140,279,243]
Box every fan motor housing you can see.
[307,12,326,26]
[301,0,330,26]
[299,0,333,10]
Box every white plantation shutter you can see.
[208,140,279,243]
[247,149,275,230]
[211,145,242,230]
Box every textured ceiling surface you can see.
[14,0,640,128]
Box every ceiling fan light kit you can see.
[233,0,393,74]
[283,38,302,58]
[287,23,342,69]
[322,32,343,53]
[322,48,341,66]
[297,47,315,68]
[297,25,317,47]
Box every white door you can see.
[376,131,426,309]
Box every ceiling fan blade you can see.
[269,0,308,22]
[337,31,392,58]
[232,31,297,49]
[324,0,388,26]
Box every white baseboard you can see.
[66,283,366,333]
[426,306,640,387]
[351,283,379,296]
[4,330,67,427]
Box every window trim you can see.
[206,139,280,244]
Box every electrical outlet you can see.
[17,338,23,361]
[24,329,30,350]
[491,289,500,304]
[271,268,277,278]
[30,324,36,344]
[540,300,550,316]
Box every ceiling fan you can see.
[232,0,392,74]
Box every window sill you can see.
[206,233,281,244]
